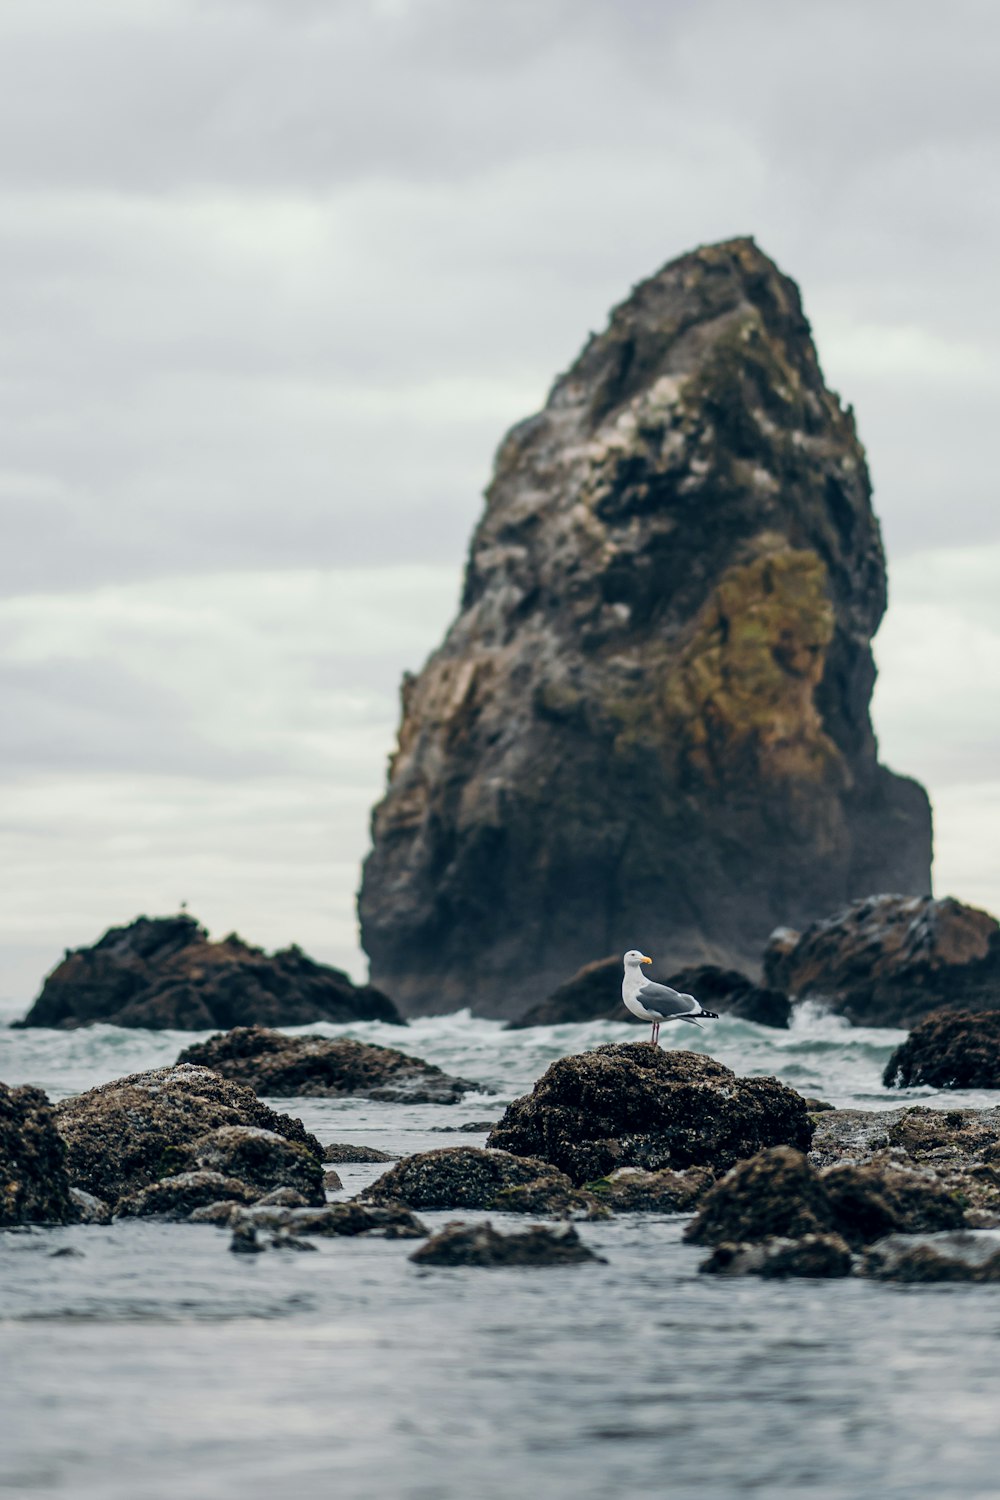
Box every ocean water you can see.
[3,1000,1000,1500]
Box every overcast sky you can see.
[2,0,999,1003]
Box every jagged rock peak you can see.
[360,237,932,1017]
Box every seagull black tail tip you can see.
[702,1009,720,1020]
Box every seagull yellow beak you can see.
[641,955,652,965]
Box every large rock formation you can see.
[359,237,931,1017]
[18,913,403,1030]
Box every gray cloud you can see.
[1,0,999,998]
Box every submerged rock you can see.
[763,895,1000,1027]
[0,1081,77,1226]
[699,1233,853,1279]
[55,1064,322,1203]
[322,1143,396,1164]
[18,912,403,1030]
[883,1010,1000,1089]
[487,1044,812,1184]
[409,1221,605,1268]
[176,1026,481,1104]
[864,1230,1000,1282]
[362,1145,601,1218]
[360,237,931,1018]
[685,1145,965,1249]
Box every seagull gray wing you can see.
[636,980,701,1018]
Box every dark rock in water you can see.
[487,1043,812,1184]
[18,912,403,1030]
[686,1145,965,1249]
[409,1220,605,1268]
[55,1064,322,1203]
[685,1147,833,1246]
[235,1201,427,1239]
[322,1143,395,1164]
[230,1222,266,1254]
[173,1125,326,1205]
[509,957,790,1030]
[176,1026,481,1104]
[360,237,931,1019]
[322,1168,343,1190]
[0,1082,77,1226]
[763,895,1000,1027]
[883,1010,1000,1089]
[803,1097,834,1112]
[699,1233,853,1278]
[589,1165,715,1214]
[865,1230,1000,1282]
[362,1145,596,1217]
[116,1170,261,1219]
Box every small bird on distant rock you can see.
[621,950,719,1045]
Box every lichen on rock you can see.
[359,236,931,1018]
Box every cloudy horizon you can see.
[2,0,999,1005]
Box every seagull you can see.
[621,950,719,1045]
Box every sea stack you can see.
[359,237,932,1017]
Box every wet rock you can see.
[363,1146,582,1213]
[69,1188,112,1225]
[116,1170,261,1219]
[764,895,1000,1027]
[686,1145,966,1249]
[864,1230,1000,1282]
[803,1098,834,1112]
[17,912,404,1030]
[409,1221,606,1268]
[0,1081,77,1226]
[323,1169,343,1191]
[883,1010,1000,1089]
[685,1148,833,1246]
[255,1187,310,1208]
[49,1245,85,1258]
[809,1104,1000,1170]
[235,1201,427,1239]
[489,1179,608,1221]
[487,1044,812,1184]
[322,1143,395,1164]
[176,1027,481,1104]
[360,237,931,1019]
[699,1234,853,1278]
[55,1064,322,1202]
[174,1125,326,1205]
[820,1161,965,1246]
[589,1165,714,1213]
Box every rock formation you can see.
[764,895,1000,1026]
[0,1081,77,1226]
[486,1042,812,1184]
[883,1010,1000,1089]
[176,1025,482,1104]
[18,913,403,1030]
[359,237,932,1017]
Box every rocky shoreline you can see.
[7,1038,1000,1280]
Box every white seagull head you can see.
[623,949,653,968]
